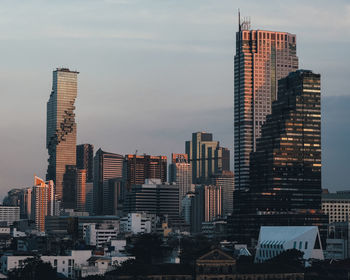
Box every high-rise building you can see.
[192,185,222,233]
[125,179,179,224]
[169,153,192,210]
[211,171,234,216]
[231,70,326,244]
[46,68,79,204]
[322,191,350,223]
[76,169,87,212]
[93,149,125,215]
[125,154,167,189]
[0,206,20,226]
[85,182,94,215]
[31,176,55,232]
[76,144,94,182]
[234,16,298,193]
[185,132,230,184]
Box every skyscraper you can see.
[76,169,87,212]
[125,154,167,190]
[76,144,94,182]
[234,16,298,192]
[169,153,192,210]
[93,148,125,215]
[231,70,327,244]
[186,132,230,184]
[46,68,79,204]
[31,176,55,232]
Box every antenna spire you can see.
[238,8,241,32]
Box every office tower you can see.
[3,189,22,206]
[93,149,125,215]
[76,169,87,212]
[125,154,167,189]
[76,144,94,182]
[232,70,326,244]
[62,165,77,209]
[125,179,179,224]
[46,68,79,204]
[192,185,222,233]
[31,176,55,232]
[108,178,126,216]
[211,171,234,216]
[234,16,298,193]
[186,132,230,184]
[169,153,192,209]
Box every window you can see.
[54,260,57,266]
[299,241,302,250]
[293,241,296,249]
[305,242,308,250]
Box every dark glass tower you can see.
[231,70,327,244]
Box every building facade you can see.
[169,153,192,210]
[186,132,230,184]
[192,185,222,233]
[125,179,179,224]
[210,171,234,216]
[77,144,94,182]
[31,176,55,232]
[0,206,20,226]
[46,68,79,205]
[234,17,298,194]
[93,149,125,215]
[76,169,87,212]
[125,154,167,190]
[322,191,350,223]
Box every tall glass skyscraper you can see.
[234,17,298,192]
[46,68,79,204]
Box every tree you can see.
[179,235,214,265]
[128,234,164,264]
[8,256,57,280]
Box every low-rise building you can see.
[255,226,324,264]
[322,191,350,223]
[325,221,350,260]
[84,223,119,247]
[0,206,20,226]
[120,213,157,234]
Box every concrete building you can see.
[186,132,230,184]
[0,206,20,226]
[46,68,79,206]
[322,191,350,223]
[120,213,156,234]
[234,16,298,193]
[85,182,94,215]
[181,192,195,226]
[83,223,119,247]
[76,144,94,182]
[255,226,324,263]
[169,153,192,210]
[210,171,234,216]
[94,148,125,215]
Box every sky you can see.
[0,0,349,199]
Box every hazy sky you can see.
[1,0,349,199]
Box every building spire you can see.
[238,8,241,32]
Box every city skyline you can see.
[1,0,350,198]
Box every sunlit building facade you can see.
[46,68,79,205]
[234,17,298,194]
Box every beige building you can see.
[76,169,87,212]
[322,191,350,223]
